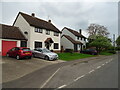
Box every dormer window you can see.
[54,32,59,36]
[77,36,79,40]
[46,30,50,35]
[35,27,43,33]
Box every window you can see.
[21,41,27,47]
[81,37,82,40]
[46,30,50,35]
[35,28,43,33]
[77,36,79,40]
[54,43,59,49]
[84,38,86,41]
[54,32,59,36]
[35,41,42,48]
[15,47,20,51]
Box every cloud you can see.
[1,1,118,39]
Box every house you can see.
[13,12,61,52]
[61,27,87,52]
[0,24,27,56]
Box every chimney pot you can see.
[31,13,35,17]
[79,29,82,34]
[48,20,51,23]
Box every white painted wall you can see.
[62,28,76,39]
[61,36,74,50]
[14,14,61,51]
[30,27,61,50]
[13,14,31,47]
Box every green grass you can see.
[58,53,94,61]
[100,51,114,55]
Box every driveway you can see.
[2,56,65,83]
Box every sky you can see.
[0,0,119,41]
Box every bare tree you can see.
[87,24,110,40]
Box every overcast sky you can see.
[0,0,119,40]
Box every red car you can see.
[6,47,32,60]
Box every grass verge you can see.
[58,53,94,61]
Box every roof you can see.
[0,24,27,40]
[13,12,61,33]
[63,27,86,38]
[62,35,83,44]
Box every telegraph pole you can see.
[113,34,115,50]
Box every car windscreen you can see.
[22,48,31,51]
[42,49,51,53]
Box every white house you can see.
[61,27,87,52]
[13,12,61,52]
[0,24,27,56]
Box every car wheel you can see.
[44,56,49,60]
[16,55,20,60]
[29,56,32,59]
[6,53,9,57]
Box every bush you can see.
[115,47,120,51]
[65,49,74,53]
[107,50,116,54]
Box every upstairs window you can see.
[77,36,79,40]
[46,30,50,35]
[81,37,82,40]
[35,28,43,33]
[54,32,59,36]
[84,38,86,41]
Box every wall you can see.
[61,36,74,50]
[13,14,31,48]
[30,26,61,51]
[62,28,76,39]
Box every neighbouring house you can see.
[0,24,27,56]
[61,27,87,52]
[13,12,61,52]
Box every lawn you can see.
[58,53,94,61]
[100,51,114,55]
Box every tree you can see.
[116,35,120,47]
[87,24,110,41]
[89,35,112,54]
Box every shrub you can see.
[107,50,116,54]
[65,49,74,53]
[115,47,120,51]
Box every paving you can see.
[2,56,65,83]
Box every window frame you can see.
[34,41,42,48]
[35,27,43,33]
[46,30,50,35]
[54,43,59,49]
[54,32,59,36]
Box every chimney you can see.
[31,13,35,17]
[48,20,51,23]
[79,29,82,34]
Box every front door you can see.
[46,45,49,50]
[74,44,78,52]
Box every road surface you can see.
[2,54,118,89]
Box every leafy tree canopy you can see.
[89,35,112,53]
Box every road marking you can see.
[96,66,101,69]
[74,75,85,81]
[40,68,60,88]
[106,62,108,64]
[88,69,95,74]
[58,85,67,88]
[102,63,105,66]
